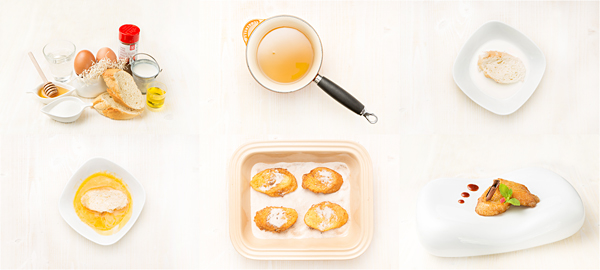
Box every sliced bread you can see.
[102,69,144,110]
[93,92,143,120]
[478,51,526,84]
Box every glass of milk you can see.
[43,40,76,82]
[130,53,161,94]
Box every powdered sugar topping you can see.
[267,208,287,228]
[259,171,285,191]
[317,169,333,186]
[251,162,351,239]
[316,206,335,231]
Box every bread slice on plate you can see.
[478,51,526,84]
[93,92,143,120]
[102,69,144,110]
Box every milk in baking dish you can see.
[470,39,529,100]
[251,162,350,239]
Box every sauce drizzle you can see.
[459,184,480,204]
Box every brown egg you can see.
[96,47,117,63]
[74,50,96,75]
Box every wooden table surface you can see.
[1,0,598,269]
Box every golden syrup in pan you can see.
[257,27,313,83]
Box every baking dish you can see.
[228,141,373,260]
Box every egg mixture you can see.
[74,172,133,235]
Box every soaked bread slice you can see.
[81,187,128,213]
[478,51,526,84]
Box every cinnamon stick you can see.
[485,179,500,201]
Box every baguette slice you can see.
[93,92,143,120]
[102,69,144,110]
[478,51,526,84]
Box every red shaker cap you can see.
[119,24,140,44]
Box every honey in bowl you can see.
[38,85,69,98]
[257,27,313,83]
[73,172,133,235]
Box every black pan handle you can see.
[314,75,378,124]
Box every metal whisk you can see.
[28,52,59,98]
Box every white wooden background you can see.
[1,0,598,269]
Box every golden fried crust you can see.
[475,178,540,216]
[304,201,348,232]
[302,167,343,194]
[475,186,510,216]
[254,207,298,233]
[500,179,540,207]
[251,168,297,197]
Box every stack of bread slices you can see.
[92,69,144,120]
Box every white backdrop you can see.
[1,0,598,269]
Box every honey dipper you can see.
[28,52,59,98]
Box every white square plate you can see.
[453,21,546,115]
[59,157,146,245]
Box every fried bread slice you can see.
[304,201,348,232]
[475,178,540,216]
[254,206,298,233]
[302,167,343,194]
[251,168,297,197]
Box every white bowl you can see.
[453,21,546,115]
[59,157,146,245]
[41,96,91,123]
[26,81,76,104]
[417,167,584,257]
[71,77,107,98]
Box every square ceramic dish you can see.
[453,21,546,115]
[59,157,146,245]
[229,141,373,260]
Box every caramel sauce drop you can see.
[467,184,479,191]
